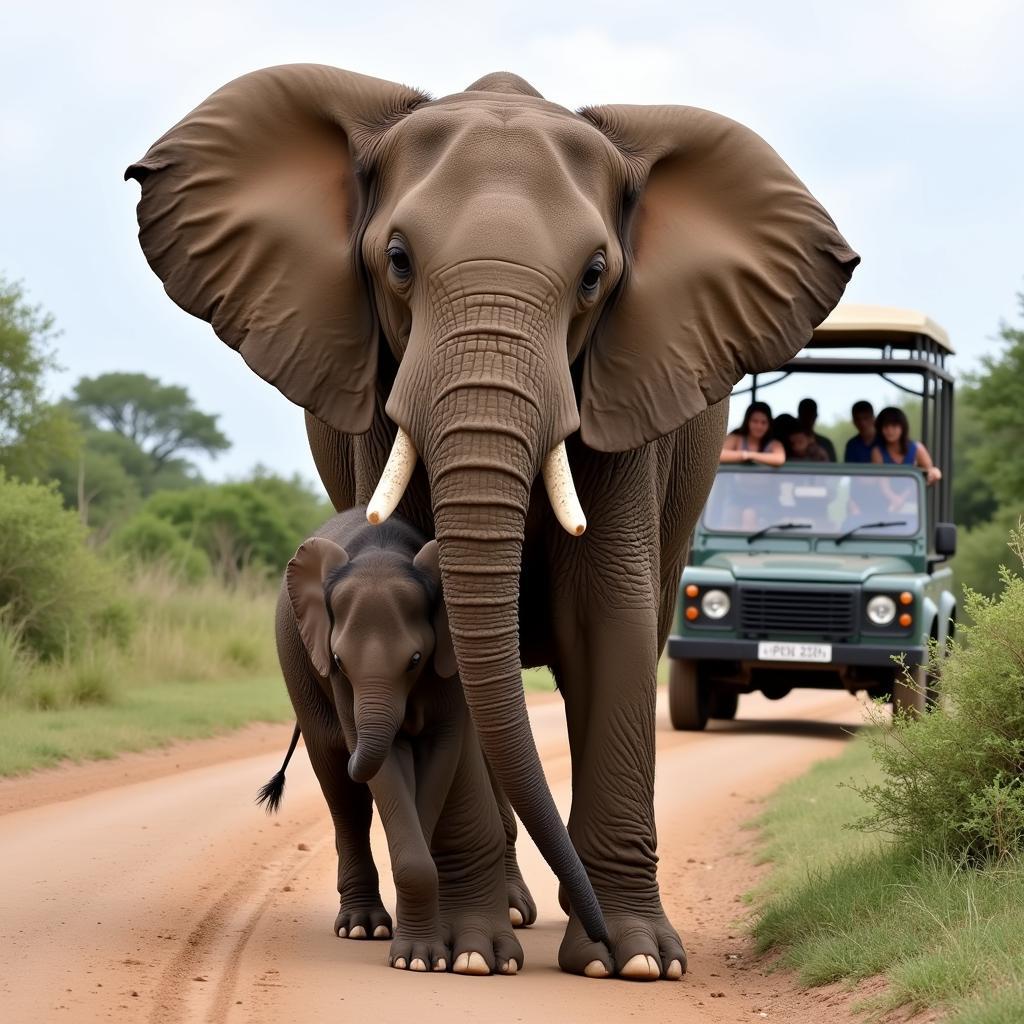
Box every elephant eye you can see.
[580,254,606,295]
[332,652,344,673]
[385,241,412,281]
[408,651,422,670]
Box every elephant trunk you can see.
[426,380,607,944]
[348,689,404,783]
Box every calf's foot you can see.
[389,932,449,973]
[444,910,524,976]
[335,899,392,940]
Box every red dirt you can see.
[0,689,872,1023]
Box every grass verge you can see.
[0,676,293,777]
[751,736,1024,1023]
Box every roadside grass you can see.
[751,735,1024,1023]
[0,676,293,776]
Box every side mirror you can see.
[934,522,957,558]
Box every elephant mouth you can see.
[366,426,587,536]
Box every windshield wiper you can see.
[747,521,813,543]
[835,520,907,544]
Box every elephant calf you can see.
[259,508,524,975]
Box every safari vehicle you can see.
[667,306,957,729]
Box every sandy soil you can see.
[0,689,869,1024]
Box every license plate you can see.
[757,642,832,663]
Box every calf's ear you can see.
[414,540,458,679]
[286,538,349,677]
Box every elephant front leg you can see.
[485,757,537,927]
[552,603,686,982]
[372,753,449,972]
[433,740,524,975]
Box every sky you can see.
[2,0,1022,483]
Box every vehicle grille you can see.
[739,587,857,640]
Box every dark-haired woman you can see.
[720,401,786,466]
[870,407,942,484]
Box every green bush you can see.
[140,473,330,580]
[857,525,1024,860]
[110,513,210,583]
[0,470,126,660]
[955,510,1022,601]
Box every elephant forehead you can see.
[374,106,621,273]
[382,101,623,214]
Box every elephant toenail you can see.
[620,953,659,980]
[454,953,469,973]
[466,951,489,975]
[583,959,610,978]
[509,907,524,927]
[349,925,366,939]
[666,959,684,980]
[393,957,407,969]
[373,925,390,939]
[434,959,446,972]
[411,958,427,972]
[336,927,347,938]
[503,960,519,975]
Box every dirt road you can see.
[0,689,865,1024]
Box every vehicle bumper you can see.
[667,635,926,668]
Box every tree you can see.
[965,292,1024,510]
[0,277,78,474]
[71,373,230,470]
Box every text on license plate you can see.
[757,642,832,663]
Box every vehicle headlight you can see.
[701,589,731,620]
[866,595,897,625]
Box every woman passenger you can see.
[870,407,942,484]
[720,401,786,466]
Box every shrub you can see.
[110,513,210,583]
[0,470,126,659]
[857,524,1024,861]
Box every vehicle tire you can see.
[892,666,929,717]
[709,688,739,721]
[669,659,709,731]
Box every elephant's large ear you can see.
[126,65,428,434]
[578,104,859,452]
[286,537,350,677]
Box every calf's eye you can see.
[408,652,422,670]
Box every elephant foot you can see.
[389,932,449,973]
[558,908,686,982]
[505,860,537,928]
[335,900,392,940]
[443,910,524,976]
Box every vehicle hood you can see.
[704,552,916,584]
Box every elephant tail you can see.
[255,721,302,814]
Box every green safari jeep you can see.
[667,305,958,729]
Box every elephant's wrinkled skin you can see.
[127,67,857,978]
[274,508,524,975]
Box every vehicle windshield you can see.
[702,469,921,538]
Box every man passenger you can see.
[844,400,876,462]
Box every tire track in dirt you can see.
[0,690,864,1024]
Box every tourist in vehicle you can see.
[844,400,877,462]
[720,401,786,466]
[871,406,942,483]
[797,398,836,461]
[787,426,830,462]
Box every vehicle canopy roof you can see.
[809,304,953,355]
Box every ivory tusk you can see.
[366,428,418,525]
[542,441,587,537]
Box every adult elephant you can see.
[127,66,857,980]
